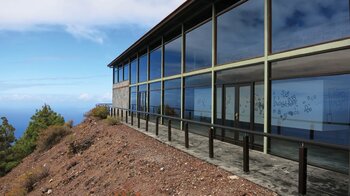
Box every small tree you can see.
[0,117,16,151]
[0,117,16,176]
[21,104,65,152]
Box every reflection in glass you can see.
[130,86,137,110]
[215,86,223,138]
[118,66,123,82]
[124,62,129,81]
[139,54,148,82]
[272,0,350,52]
[185,73,212,135]
[149,82,161,115]
[138,84,147,118]
[150,47,162,80]
[130,59,137,84]
[113,67,118,84]
[217,0,264,65]
[216,64,264,84]
[224,86,235,139]
[186,20,212,72]
[239,86,250,123]
[164,79,181,128]
[164,36,182,77]
[254,83,264,146]
[271,74,350,172]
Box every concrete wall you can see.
[112,80,129,109]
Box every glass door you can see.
[223,85,236,140]
[222,84,252,144]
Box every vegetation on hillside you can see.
[0,104,66,176]
[85,105,109,119]
[0,117,16,176]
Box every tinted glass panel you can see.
[216,64,264,84]
[164,79,181,117]
[118,66,123,82]
[150,47,162,80]
[185,73,211,87]
[139,54,148,82]
[124,63,129,80]
[271,75,350,172]
[215,86,223,138]
[185,20,212,72]
[185,74,212,135]
[130,86,137,110]
[164,36,182,77]
[217,0,264,65]
[272,0,350,53]
[254,83,264,146]
[130,59,137,84]
[164,78,181,89]
[150,82,161,90]
[138,84,147,115]
[113,67,118,84]
[149,82,161,115]
[271,49,350,80]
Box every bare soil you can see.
[0,117,276,195]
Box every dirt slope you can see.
[0,117,275,195]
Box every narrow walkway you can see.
[121,116,349,196]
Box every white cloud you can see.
[65,25,105,44]
[78,92,111,102]
[78,93,92,101]
[0,0,185,42]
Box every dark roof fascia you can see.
[107,0,196,68]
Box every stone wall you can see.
[112,80,129,109]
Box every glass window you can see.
[138,84,147,118]
[271,75,349,173]
[272,0,350,53]
[216,64,264,84]
[124,62,129,81]
[164,36,182,77]
[113,67,118,84]
[118,65,123,82]
[184,73,212,135]
[163,78,181,118]
[130,86,137,110]
[150,47,162,80]
[185,20,212,72]
[270,50,350,173]
[139,54,148,82]
[217,0,264,65]
[149,82,161,121]
[271,49,350,80]
[130,59,137,84]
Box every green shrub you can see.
[86,106,109,119]
[105,116,121,126]
[36,125,72,152]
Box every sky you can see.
[0,0,184,136]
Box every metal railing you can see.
[109,106,349,195]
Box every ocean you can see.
[0,107,91,139]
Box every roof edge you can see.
[107,0,195,68]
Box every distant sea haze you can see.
[0,107,89,138]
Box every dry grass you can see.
[105,116,121,126]
[6,166,49,195]
[36,125,72,152]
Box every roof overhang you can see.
[107,0,218,68]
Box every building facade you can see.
[108,0,350,173]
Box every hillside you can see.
[0,117,275,195]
